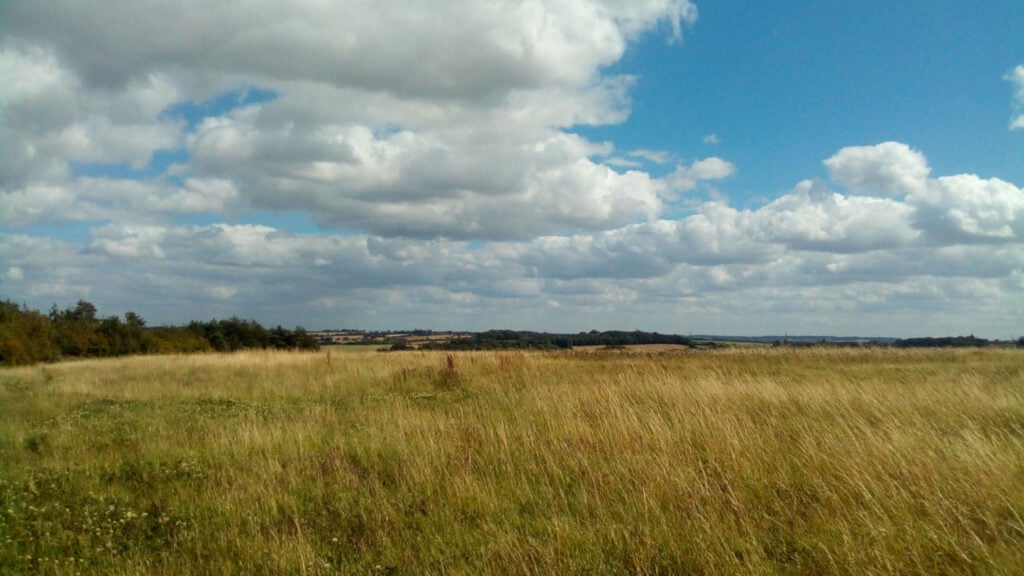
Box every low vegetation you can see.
[2,347,1023,574]
[0,299,319,366]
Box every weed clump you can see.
[435,353,462,390]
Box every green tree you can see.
[0,300,60,365]
[51,300,103,357]
[293,327,320,351]
[98,316,125,355]
[124,311,147,353]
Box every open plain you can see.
[2,347,1023,574]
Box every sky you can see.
[2,0,1023,338]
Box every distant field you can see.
[2,348,1023,574]
[321,343,389,354]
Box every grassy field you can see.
[1,348,1023,574]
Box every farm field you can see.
[2,348,1023,574]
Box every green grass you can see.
[2,348,1023,574]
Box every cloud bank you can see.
[1,3,1022,337]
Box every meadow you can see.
[1,347,1022,574]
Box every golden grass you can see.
[1,347,1023,574]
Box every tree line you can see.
[415,329,697,351]
[891,335,997,348]
[0,299,319,366]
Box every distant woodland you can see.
[412,329,697,351]
[0,299,319,366]
[2,298,1020,367]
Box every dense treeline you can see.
[188,318,320,352]
[892,335,993,348]
[0,299,319,366]
[418,330,695,351]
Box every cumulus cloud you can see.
[1,1,1021,337]
[188,110,665,238]
[752,180,919,252]
[515,176,921,282]
[4,144,1022,335]
[3,1,694,99]
[909,174,1024,242]
[820,142,1022,246]
[824,142,930,197]
[0,46,182,188]
[2,0,698,238]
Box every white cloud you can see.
[0,176,239,227]
[1,0,1021,337]
[2,1,696,238]
[818,245,1024,283]
[0,44,194,227]
[752,180,919,252]
[1008,65,1024,130]
[600,0,698,41]
[188,108,666,238]
[824,142,930,197]
[0,184,77,226]
[0,46,182,188]
[630,149,673,164]
[515,176,920,282]
[604,156,643,168]
[667,157,736,192]
[88,224,167,259]
[909,174,1024,242]
[3,172,1022,336]
[2,1,692,100]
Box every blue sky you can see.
[2,1,1023,337]
[589,0,1024,199]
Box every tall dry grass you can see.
[1,347,1022,574]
